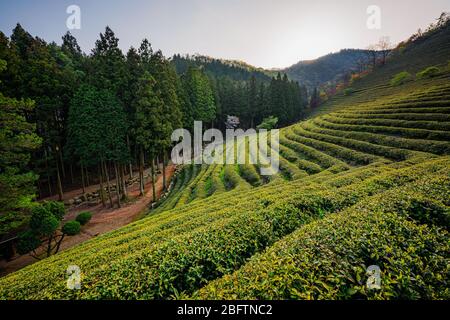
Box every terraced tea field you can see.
[1,23,449,300]
[155,78,450,213]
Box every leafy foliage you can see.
[62,221,81,236]
[16,201,66,257]
[1,13,450,301]
[0,62,41,236]
[391,71,412,86]
[75,212,92,225]
[256,116,278,130]
[416,66,440,79]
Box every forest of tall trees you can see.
[0,24,308,240]
[172,54,309,129]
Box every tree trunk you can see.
[120,164,128,199]
[98,164,105,207]
[58,147,66,179]
[44,150,52,196]
[139,147,145,196]
[151,156,156,201]
[55,155,63,201]
[162,150,167,191]
[70,163,74,185]
[46,235,53,257]
[37,180,42,199]
[85,166,90,186]
[102,160,113,207]
[47,175,52,196]
[114,162,121,208]
[129,162,133,180]
[127,134,133,179]
[81,163,86,194]
[54,234,65,254]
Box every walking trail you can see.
[0,164,176,276]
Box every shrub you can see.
[62,221,81,236]
[221,166,240,190]
[76,211,92,225]
[390,71,412,86]
[15,201,67,259]
[237,164,262,186]
[257,116,278,130]
[344,88,354,96]
[43,201,65,220]
[16,230,41,255]
[197,208,449,300]
[29,205,60,237]
[416,66,439,79]
[197,175,450,300]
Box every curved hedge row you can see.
[290,125,389,163]
[307,120,450,155]
[0,157,448,299]
[324,115,450,131]
[319,115,450,141]
[344,107,450,115]
[282,130,349,168]
[278,143,323,174]
[196,174,450,300]
[334,112,450,123]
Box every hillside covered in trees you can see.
[283,49,382,90]
[172,54,308,129]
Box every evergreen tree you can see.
[0,59,42,236]
[183,67,216,125]
[134,72,164,197]
[8,24,78,201]
[122,46,143,179]
[310,87,320,109]
[246,75,257,128]
[67,85,128,208]
[90,26,126,98]
[149,53,182,190]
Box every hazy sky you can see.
[1,0,449,69]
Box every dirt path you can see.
[0,165,176,276]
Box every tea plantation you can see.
[0,21,449,300]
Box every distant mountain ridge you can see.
[172,50,380,92]
[281,49,376,90]
[171,54,272,82]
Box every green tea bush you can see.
[197,177,449,300]
[282,131,344,168]
[291,126,384,163]
[307,120,450,155]
[344,88,355,96]
[391,71,412,86]
[328,114,450,131]
[237,164,262,186]
[417,66,440,79]
[197,209,449,300]
[62,221,81,236]
[318,116,450,141]
[1,158,447,299]
[76,212,92,225]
